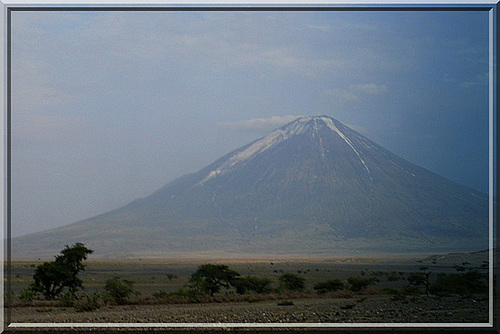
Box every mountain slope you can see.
[12,116,489,258]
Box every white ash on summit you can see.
[12,115,489,258]
[199,117,313,185]
[199,116,370,185]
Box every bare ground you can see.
[10,294,489,324]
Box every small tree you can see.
[32,261,72,300]
[55,243,94,298]
[278,273,305,292]
[189,264,241,296]
[407,267,431,296]
[31,243,93,300]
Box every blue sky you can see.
[10,9,491,236]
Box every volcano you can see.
[12,116,489,258]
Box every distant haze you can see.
[10,10,490,237]
[12,116,488,258]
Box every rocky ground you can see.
[9,295,489,324]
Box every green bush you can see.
[278,273,305,292]
[387,271,402,282]
[171,288,197,298]
[58,291,75,307]
[245,296,261,303]
[104,277,140,305]
[277,300,294,306]
[429,270,487,297]
[74,292,101,312]
[152,289,170,299]
[347,277,374,292]
[166,273,178,281]
[4,291,15,303]
[406,267,431,296]
[314,279,344,294]
[188,264,241,296]
[233,276,273,294]
[383,286,421,302]
[340,303,355,310]
[18,288,37,303]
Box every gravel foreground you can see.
[10,295,489,324]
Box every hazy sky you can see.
[11,9,491,237]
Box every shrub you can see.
[278,273,305,292]
[233,276,273,294]
[406,267,432,296]
[166,273,178,281]
[314,279,344,294]
[152,289,170,299]
[74,292,101,312]
[104,277,140,305]
[277,300,294,306]
[387,271,402,282]
[429,270,487,297]
[188,264,241,296]
[58,291,75,307]
[18,288,37,303]
[171,288,197,298]
[245,296,261,303]
[4,290,14,302]
[347,277,374,292]
[383,286,421,302]
[340,303,355,310]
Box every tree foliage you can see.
[314,279,344,294]
[233,275,273,294]
[31,243,93,300]
[347,277,373,292]
[32,261,72,300]
[104,277,139,305]
[278,273,305,291]
[189,264,241,296]
[407,267,431,296]
[429,270,487,297]
[55,243,94,298]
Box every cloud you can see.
[219,115,303,132]
[326,83,388,101]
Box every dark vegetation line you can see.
[10,243,489,313]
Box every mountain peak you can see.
[297,115,333,122]
[199,115,360,185]
[286,115,339,128]
[12,114,489,258]
[198,116,315,185]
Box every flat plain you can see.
[7,251,491,325]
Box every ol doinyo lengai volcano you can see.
[12,116,489,258]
